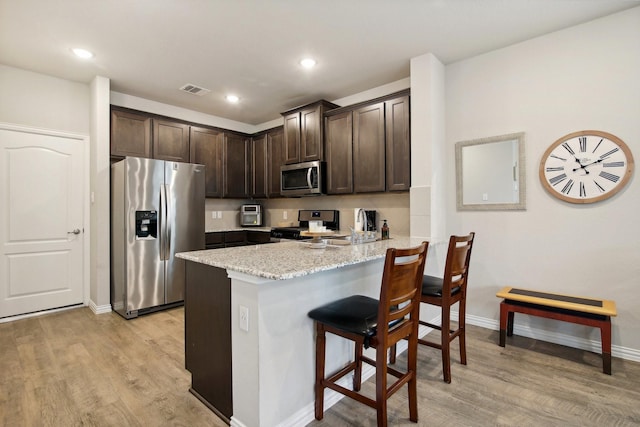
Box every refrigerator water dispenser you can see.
[135,210,157,239]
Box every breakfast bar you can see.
[177,237,428,427]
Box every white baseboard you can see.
[274,313,640,427]
[88,299,112,315]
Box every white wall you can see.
[0,64,90,134]
[442,8,640,353]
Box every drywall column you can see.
[89,75,112,313]
[409,53,446,244]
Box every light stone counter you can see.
[177,237,425,280]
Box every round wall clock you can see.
[539,130,634,204]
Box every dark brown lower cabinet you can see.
[185,261,232,423]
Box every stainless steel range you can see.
[270,210,339,240]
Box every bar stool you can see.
[308,242,429,427]
[417,232,475,383]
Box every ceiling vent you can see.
[179,84,211,96]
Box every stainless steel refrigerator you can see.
[111,157,205,319]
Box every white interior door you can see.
[0,124,85,318]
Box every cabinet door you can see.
[223,132,250,198]
[110,109,152,158]
[385,95,411,191]
[325,111,353,194]
[267,127,285,198]
[283,112,300,164]
[300,105,323,162]
[153,119,190,162]
[353,102,385,193]
[190,126,223,198]
[252,134,268,198]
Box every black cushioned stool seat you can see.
[422,275,460,297]
[308,295,379,346]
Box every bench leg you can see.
[499,301,508,347]
[601,318,612,375]
[507,311,514,336]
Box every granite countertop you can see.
[176,237,426,280]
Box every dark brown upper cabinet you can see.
[251,126,285,199]
[266,127,285,198]
[325,111,353,194]
[385,94,411,191]
[251,132,268,199]
[323,89,410,195]
[190,126,223,198]
[281,100,338,164]
[153,119,190,162]
[110,108,152,158]
[223,132,251,199]
[353,102,385,193]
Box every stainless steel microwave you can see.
[280,160,325,197]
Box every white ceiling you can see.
[1,1,638,125]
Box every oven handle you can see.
[306,167,312,189]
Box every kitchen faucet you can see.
[349,208,375,244]
[357,208,368,235]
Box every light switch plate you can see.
[239,305,249,332]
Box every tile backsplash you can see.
[205,193,410,236]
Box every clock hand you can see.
[573,158,603,171]
[572,159,602,172]
[571,158,590,174]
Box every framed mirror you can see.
[456,132,526,211]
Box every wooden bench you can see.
[496,286,617,375]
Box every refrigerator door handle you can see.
[160,184,168,261]
[165,183,172,259]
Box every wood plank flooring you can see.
[0,307,225,427]
[1,307,639,426]
[309,327,640,427]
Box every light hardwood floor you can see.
[0,306,225,427]
[1,306,639,426]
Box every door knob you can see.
[68,229,81,235]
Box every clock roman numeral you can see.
[599,148,619,160]
[599,171,620,183]
[594,180,606,193]
[579,137,587,152]
[550,154,567,161]
[603,161,624,168]
[549,173,567,186]
[580,182,586,197]
[592,138,603,153]
[562,142,575,155]
[561,179,574,194]
[546,166,564,172]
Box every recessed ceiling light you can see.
[226,94,239,103]
[300,58,316,69]
[72,48,94,59]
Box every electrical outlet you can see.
[239,305,249,332]
[211,211,216,219]
[482,193,489,201]
[283,211,288,219]
[217,211,222,219]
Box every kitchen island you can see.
[177,237,430,427]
